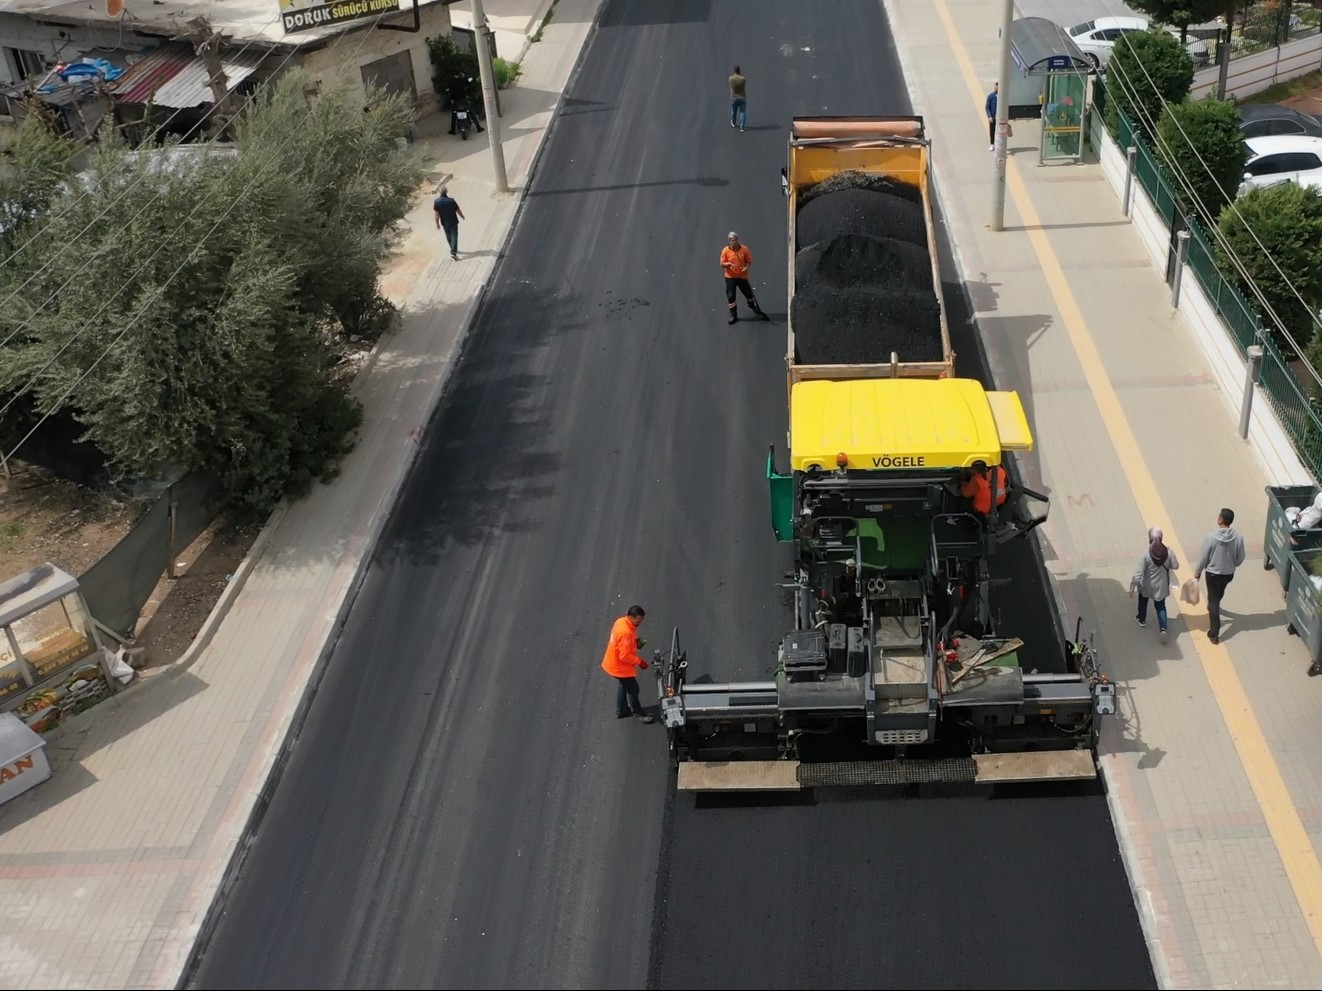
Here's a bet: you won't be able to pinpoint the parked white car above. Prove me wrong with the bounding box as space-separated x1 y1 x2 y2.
1237 135 1322 197
1065 16 1210 70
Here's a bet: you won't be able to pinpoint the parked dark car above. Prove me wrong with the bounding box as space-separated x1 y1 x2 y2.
1239 103 1322 140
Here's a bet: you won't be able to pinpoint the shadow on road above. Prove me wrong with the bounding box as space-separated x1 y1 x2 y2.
377 284 585 565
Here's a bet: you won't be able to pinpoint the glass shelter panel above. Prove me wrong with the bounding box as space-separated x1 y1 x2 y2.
1042 72 1086 162
12 595 97 683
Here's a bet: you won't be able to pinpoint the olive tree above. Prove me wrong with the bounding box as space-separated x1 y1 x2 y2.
0 68 424 513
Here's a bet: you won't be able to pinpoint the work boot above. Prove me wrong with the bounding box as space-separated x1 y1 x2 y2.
616 710 632 719
728 311 738 325
634 711 656 724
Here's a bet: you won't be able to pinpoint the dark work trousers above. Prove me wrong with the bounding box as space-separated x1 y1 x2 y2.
615 676 644 716
725 277 762 317
1205 571 1233 640
441 222 459 258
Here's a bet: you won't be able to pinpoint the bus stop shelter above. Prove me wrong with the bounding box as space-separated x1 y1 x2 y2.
1007 17 1093 163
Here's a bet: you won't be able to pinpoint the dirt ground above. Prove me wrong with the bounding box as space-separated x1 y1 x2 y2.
131 518 259 670
0 463 135 578
0 462 258 671
0 146 440 703
1246 69 1322 111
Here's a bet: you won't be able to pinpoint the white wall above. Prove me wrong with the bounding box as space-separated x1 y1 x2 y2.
298 3 451 116
0 13 160 82
1192 33 1322 100
1093 112 1313 485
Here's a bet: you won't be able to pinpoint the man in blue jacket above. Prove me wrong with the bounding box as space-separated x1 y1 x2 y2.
985 82 998 151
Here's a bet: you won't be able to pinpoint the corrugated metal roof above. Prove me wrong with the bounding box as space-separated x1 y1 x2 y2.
107 43 270 109
152 49 269 109
108 43 193 105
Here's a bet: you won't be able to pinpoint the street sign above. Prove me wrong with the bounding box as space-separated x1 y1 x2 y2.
279 0 400 35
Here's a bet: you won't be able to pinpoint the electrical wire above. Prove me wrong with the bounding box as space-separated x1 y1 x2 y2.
3 10 409 465
0 8 389 414
1106 41 1322 386
0 9 293 348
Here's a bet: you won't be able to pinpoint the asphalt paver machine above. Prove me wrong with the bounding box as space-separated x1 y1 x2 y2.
654 378 1115 792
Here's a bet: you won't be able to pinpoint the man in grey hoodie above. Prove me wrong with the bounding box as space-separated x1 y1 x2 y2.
1194 507 1247 645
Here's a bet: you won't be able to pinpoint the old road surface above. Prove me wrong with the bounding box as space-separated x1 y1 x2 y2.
189 3 1157 990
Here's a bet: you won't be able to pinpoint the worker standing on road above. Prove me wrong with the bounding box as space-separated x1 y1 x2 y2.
721 232 769 325
985 82 998 151
1131 526 1179 644
1193 507 1246 645
959 460 1008 517
601 605 656 723
433 186 465 262
729 65 747 130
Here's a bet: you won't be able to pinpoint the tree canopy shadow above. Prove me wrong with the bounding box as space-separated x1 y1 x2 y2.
373 283 583 567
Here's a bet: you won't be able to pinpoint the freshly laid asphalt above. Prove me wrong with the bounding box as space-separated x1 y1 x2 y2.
190 2 1157 989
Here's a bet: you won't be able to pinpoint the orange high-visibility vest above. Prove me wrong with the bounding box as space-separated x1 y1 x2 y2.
961 466 1009 515
601 616 643 678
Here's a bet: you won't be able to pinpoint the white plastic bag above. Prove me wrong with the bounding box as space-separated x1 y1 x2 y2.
1180 578 1201 606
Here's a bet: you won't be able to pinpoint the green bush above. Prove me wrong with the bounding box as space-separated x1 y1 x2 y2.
1155 97 1247 223
493 57 522 89
1105 29 1195 140
1216 181 1322 356
426 34 479 108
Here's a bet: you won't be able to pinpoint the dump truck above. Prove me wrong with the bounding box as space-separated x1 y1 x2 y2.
782 117 955 395
653 118 1114 793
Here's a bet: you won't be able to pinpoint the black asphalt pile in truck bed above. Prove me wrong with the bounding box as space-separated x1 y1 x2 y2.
793 170 943 366
791 285 944 363
795 233 931 290
797 179 926 248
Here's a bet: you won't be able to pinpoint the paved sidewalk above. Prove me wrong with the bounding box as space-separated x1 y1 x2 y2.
0 3 600 989
887 1 1322 988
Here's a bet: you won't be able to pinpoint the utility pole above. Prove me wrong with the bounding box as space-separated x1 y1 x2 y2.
469 0 508 193
991 0 1014 232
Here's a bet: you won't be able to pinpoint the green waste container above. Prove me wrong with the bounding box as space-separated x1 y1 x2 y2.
1285 548 1322 670
1264 484 1322 591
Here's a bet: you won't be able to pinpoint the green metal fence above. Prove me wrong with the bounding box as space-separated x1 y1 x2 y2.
1093 77 1322 480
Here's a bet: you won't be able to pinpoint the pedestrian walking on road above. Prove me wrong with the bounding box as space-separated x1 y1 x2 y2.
1132 526 1179 644
721 231 769 325
1194 508 1246 645
729 65 747 131
433 186 465 261
985 82 998 151
601 605 656 722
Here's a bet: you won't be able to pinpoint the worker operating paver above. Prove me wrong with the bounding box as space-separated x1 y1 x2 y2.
720 231 769 324
601 605 656 722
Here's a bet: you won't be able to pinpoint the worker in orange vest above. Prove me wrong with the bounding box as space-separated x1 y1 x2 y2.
720 231 769 325
959 460 1009 517
601 604 656 722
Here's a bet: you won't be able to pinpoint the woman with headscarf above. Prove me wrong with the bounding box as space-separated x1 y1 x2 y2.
1132 526 1180 643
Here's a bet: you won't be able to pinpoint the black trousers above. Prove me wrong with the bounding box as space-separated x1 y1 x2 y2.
725 277 760 311
615 676 643 716
988 118 995 145
1206 571 1233 639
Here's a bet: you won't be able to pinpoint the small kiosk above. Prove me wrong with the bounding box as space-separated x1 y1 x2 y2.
0 563 118 739
1007 17 1093 164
